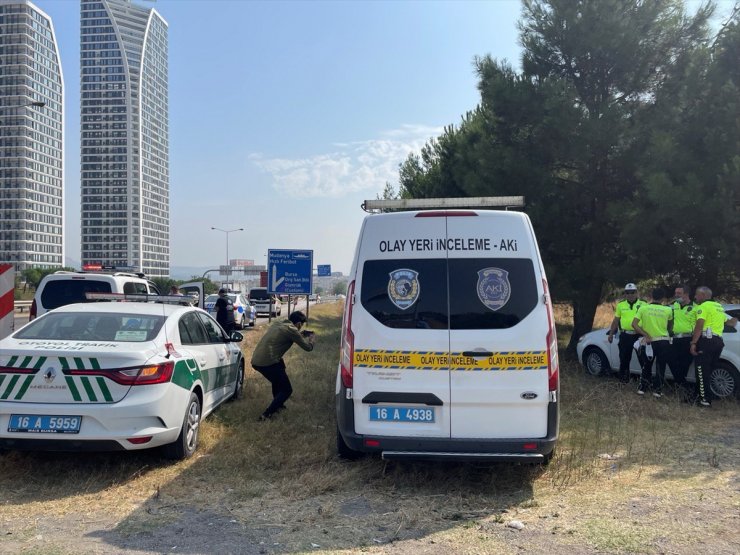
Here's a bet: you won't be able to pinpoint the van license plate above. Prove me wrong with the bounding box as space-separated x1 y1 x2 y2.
369 406 435 423
8 415 81 434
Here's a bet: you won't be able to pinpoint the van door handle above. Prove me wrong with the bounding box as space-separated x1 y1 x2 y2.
463 351 493 357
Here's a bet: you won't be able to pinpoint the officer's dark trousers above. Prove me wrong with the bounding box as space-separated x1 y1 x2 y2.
252 359 293 417
617 332 638 380
694 336 724 403
639 340 671 392
668 337 692 385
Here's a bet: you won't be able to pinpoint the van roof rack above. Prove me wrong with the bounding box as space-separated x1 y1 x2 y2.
85 292 196 306
361 196 525 213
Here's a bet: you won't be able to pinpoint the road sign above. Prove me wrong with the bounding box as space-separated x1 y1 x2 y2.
219 265 231 274
317 264 331 277
267 249 313 294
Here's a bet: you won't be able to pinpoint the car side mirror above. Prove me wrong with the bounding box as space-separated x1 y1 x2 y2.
229 331 244 343
724 324 737 334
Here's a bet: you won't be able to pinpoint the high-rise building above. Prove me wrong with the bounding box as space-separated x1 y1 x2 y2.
0 0 64 271
80 0 169 276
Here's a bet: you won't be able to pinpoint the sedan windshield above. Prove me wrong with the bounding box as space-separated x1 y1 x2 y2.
15 312 166 342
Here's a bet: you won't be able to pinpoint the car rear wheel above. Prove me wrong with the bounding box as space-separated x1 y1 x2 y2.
583 347 610 377
709 362 739 400
163 392 201 460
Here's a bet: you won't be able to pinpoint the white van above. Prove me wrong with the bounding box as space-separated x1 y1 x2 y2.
335 209 559 462
247 287 283 317
31 271 161 320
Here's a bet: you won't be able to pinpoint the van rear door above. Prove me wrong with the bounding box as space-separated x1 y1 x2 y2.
352 214 450 438
447 212 549 439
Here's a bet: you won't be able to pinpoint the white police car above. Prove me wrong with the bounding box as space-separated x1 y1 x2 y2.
0 298 245 459
205 293 256 329
576 304 740 399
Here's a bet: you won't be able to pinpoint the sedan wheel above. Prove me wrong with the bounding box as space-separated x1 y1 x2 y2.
709 362 739 400
583 347 610 377
163 392 201 460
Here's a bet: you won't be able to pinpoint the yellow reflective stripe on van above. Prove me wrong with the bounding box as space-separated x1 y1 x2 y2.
353 350 548 371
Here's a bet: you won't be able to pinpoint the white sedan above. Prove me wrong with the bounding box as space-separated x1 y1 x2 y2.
0 301 245 459
576 304 740 400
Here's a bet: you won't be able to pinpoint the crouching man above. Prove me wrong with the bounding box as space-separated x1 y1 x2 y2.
251 311 315 421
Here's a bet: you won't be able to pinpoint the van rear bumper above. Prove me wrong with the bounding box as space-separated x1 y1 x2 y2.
336 391 558 462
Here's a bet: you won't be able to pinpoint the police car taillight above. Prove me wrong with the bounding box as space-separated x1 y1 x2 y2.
543 278 559 392
70 361 175 386
340 280 355 388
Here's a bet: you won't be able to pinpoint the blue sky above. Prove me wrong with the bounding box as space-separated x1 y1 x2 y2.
36 0 523 275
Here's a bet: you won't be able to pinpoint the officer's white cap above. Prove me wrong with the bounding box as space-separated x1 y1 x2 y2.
624 283 637 291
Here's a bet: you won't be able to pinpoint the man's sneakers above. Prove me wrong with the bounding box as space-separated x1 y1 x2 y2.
699 399 711 407
653 391 662 398
637 384 646 395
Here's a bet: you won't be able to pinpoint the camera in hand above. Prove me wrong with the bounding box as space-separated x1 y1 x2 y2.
301 330 315 338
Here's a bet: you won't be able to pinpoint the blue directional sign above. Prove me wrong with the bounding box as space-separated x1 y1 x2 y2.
317 264 331 277
267 249 313 294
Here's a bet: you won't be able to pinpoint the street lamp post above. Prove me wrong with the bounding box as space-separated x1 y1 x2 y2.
211 227 244 288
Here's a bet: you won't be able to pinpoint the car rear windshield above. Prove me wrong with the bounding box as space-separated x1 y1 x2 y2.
360 258 538 330
40 280 112 310
249 290 270 301
15 312 165 342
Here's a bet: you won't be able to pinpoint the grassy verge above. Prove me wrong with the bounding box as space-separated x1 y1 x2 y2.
0 303 737 554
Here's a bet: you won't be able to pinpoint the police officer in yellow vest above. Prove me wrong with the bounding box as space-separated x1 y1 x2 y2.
632 287 673 397
668 284 696 390
690 286 738 407
607 283 646 383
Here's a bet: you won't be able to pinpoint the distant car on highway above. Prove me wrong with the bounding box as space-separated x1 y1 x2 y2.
576 304 740 399
248 287 282 317
204 293 255 329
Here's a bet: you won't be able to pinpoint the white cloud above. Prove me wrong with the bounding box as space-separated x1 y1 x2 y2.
249 124 443 198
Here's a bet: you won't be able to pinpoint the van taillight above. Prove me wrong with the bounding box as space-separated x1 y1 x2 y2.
543 278 559 392
29 298 36 320
340 280 355 388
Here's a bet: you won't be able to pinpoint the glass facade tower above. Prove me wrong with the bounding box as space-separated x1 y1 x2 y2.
0 0 64 271
80 0 169 276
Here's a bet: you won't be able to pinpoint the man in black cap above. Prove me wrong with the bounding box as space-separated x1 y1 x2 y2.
251 311 315 420
215 288 235 334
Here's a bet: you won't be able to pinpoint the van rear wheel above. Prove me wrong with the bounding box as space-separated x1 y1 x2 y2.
336 425 361 460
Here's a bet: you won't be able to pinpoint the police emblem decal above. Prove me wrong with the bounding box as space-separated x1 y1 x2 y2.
388 269 420 310
477 267 511 311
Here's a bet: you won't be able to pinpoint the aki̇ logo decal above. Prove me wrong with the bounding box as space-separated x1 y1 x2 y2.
388 269 420 310
477 267 511 311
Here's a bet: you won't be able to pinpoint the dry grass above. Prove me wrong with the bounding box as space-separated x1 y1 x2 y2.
0 303 738 554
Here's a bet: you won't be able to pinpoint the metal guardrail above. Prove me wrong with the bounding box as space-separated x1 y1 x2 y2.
14 300 31 312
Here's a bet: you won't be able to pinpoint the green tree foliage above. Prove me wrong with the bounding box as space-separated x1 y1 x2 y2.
398 0 721 354
621 5 740 291
332 280 349 295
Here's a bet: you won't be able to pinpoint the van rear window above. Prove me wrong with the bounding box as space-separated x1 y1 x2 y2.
360 258 538 330
40 280 113 310
360 260 448 329
448 258 538 330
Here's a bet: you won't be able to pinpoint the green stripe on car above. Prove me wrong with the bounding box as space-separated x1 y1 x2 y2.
1 375 20 399
14 376 34 400
65 377 82 402
96 377 113 402
80 377 98 402
32 357 47 370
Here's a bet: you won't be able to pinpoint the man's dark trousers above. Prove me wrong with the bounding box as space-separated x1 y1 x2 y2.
252 359 293 417
694 336 724 403
668 336 692 386
639 340 671 392
617 332 638 381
